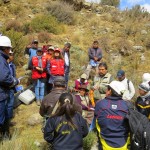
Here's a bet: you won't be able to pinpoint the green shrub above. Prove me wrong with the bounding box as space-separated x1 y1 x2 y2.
46 1 76 25
7 4 23 16
30 15 63 34
83 132 97 150
2 29 27 66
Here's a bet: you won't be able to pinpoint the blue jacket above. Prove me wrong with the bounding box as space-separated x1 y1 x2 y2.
94 96 129 149
0 50 14 101
44 113 88 150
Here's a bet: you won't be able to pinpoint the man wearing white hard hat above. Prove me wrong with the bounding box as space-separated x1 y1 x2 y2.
94 81 130 150
0 36 19 139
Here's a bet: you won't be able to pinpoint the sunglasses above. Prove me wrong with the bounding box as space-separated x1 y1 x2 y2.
9 53 14 56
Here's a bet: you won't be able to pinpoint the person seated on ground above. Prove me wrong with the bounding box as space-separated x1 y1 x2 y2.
142 73 150 83
47 48 65 89
74 73 89 92
85 40 102 79
28 48 47 106
44 92 88 150
94 81 130 150
92 62 113 100
40 76 82 118
117 70 135 101
75 85 94 125
136 82 150 119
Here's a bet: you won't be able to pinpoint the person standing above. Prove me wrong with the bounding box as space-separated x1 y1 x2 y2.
92 62 113 100
29 48 47 106
47 48 65 89
44 92 88 150
95 81 130 150
62 42 71 87
117 70 135 100
136 82 150 119
7 50 17 126
0 36 19 139
85 40 102 79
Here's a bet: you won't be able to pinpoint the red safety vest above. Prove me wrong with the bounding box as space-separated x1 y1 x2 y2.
50 59 65 76
32 56 47 79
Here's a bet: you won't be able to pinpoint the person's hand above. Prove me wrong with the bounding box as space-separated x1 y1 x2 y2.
94 57 98 61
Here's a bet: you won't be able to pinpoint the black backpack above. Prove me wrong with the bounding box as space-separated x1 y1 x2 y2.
126 102 150 150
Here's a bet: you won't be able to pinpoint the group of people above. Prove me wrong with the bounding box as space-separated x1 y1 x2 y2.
0 35 150 150
25 40 71 106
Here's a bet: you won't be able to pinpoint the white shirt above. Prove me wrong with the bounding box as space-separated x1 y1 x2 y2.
120 78 135 100
64 52 69 66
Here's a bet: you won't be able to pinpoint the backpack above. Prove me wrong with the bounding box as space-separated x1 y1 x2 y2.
126 102 150 150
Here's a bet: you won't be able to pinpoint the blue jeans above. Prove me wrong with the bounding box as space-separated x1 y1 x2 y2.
65 66 70 86
6 89 14 119
34 79 45 101
0 100 7 125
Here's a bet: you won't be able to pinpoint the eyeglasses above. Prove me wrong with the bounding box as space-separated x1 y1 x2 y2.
9 53 14 56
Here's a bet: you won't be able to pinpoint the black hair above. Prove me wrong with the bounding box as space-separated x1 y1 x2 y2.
93 40 99 44
98 62 108 70
52 93 77 129
64 42 71 48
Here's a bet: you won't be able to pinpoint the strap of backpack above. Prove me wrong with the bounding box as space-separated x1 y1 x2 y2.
127 79 130 91
51 100 60 115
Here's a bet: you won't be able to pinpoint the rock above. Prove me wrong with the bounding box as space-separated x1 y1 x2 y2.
27 113 43 126
28 15 34 19
141 30 147 35
133 46 143 51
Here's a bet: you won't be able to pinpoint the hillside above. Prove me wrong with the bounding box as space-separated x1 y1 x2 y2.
0 0 150 149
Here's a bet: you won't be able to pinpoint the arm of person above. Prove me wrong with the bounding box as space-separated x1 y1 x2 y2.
44 117 55 143
88 48 94 60
46 60 51 75
79 115 89 138
128 81 135 100
97 48 102 61
0 61 15 87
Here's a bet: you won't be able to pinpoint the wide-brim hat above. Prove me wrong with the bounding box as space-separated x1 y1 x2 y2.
78 85 89 92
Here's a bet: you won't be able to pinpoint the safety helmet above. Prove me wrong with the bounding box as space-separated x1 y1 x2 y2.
0 36 12 48
54 76 66 86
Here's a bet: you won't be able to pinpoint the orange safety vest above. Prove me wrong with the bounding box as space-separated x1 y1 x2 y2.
32 56 47 79
50 59 65 76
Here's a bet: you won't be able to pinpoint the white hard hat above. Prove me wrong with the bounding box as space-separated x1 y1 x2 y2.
0 36 12 48
109 80 126 95
142 73 150 83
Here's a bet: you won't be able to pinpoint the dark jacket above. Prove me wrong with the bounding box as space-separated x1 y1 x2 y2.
0 50 14 101
94 96 129 149
44 113 88 150
136 95 150 119
88 47 102 61
40 88 82 117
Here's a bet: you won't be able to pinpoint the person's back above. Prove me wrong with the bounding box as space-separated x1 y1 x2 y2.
95 81 130 150
44 93 88 150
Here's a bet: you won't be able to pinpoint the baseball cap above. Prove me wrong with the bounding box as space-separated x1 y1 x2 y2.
80 73 87 80
32 40 38 44
117 70 125 77
48 46 55 51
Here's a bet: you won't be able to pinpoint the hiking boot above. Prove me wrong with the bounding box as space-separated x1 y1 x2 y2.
36 101 41 106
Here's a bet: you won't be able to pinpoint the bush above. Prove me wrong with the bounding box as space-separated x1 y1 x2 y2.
30 15 63 34
2 29 27 66
83 132 97 150
38 31 51 44
5 20 22 32
46 1 76 25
